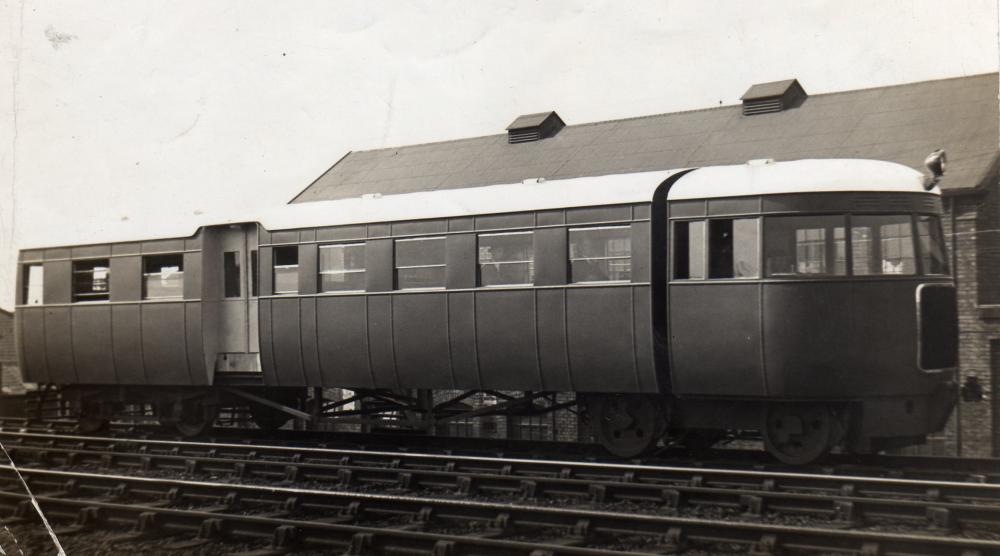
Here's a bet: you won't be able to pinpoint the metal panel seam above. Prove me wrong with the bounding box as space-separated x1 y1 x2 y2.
182 302 193 385
562 288 574 391
445 293 456 388
68 307 78 382
630 288 640 391
389 296 400 389
532 289 545 390
364 296 376 388
473 292 483 388
138 304 147 385
109 307 119 384
298 298 307 385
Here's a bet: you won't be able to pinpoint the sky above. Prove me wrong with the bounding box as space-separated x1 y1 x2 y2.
0 0 997 310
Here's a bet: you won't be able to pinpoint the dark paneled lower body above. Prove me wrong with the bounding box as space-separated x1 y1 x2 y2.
15 302 204 386
259 286 659 393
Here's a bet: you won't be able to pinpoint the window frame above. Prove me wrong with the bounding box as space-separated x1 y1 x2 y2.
477 230 535 287
319 242 367 293
22 263 43 305
762 214 849 279
272 246 300 295
142 253 185 301
567 225 633 284
394 236 447 290
849 213 919 277
71 258 111 303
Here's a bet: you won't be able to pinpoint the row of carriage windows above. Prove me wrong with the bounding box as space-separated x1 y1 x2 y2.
20 214 950 304
273 226 633 294
673 213 950 280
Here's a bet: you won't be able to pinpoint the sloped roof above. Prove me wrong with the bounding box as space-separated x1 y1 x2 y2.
741 79 801 100
292 73 999 203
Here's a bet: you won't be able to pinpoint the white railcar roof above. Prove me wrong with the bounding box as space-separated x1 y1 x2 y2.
22 159 934 250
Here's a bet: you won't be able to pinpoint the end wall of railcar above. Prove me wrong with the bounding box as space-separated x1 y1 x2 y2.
256 204 663 394
15 236 208 386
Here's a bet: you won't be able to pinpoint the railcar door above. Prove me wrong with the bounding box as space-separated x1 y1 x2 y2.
667 206 765 397
202 224 260 379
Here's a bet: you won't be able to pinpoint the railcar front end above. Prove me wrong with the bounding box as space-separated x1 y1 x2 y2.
664 159 958 463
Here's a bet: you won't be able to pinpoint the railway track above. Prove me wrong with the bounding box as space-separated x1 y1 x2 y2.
2 416 999 484
2 429 1000 536
2 466 999 555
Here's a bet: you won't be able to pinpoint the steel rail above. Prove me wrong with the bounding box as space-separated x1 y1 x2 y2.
3 432 1000 532
2 466 999 556
3 416 999 485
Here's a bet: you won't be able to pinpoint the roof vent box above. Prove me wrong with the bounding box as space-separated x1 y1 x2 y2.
740 79 807 116
506 111 566 144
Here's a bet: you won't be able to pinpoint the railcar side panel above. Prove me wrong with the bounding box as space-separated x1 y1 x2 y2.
18 309 48 383
111 305 145 384
367 295 400 388
668 283 764 396
298 297 323 385
447 292 481 389
257 299 279 385
43 260 71 304
43 307 76 383
762 281 930 398
632 287 657 392
316 295 373 388
535 289 572 391
393 294 454 389
141 303 192 385
475 290 541 391
566 287 643 392
184 303 207 381
109 257 141 301
71 305 116 383
270 297 306 385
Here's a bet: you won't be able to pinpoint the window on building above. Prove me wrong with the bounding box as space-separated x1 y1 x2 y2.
250 250 259 297
395 237 446 290
320 243 366 292
852 214 916 276
917 215 950 276
568 226 631 283
143 254 184 300
22 264 43 305
764 215 847 277
478 231 534 286
224 251 241 298
273 247 299 294
708 218 759 279
72 259 111 302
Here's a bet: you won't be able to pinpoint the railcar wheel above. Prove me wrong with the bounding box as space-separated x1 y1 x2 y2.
250 405 291 431
588 394 665 458
172 401 218 438
762 403 835 465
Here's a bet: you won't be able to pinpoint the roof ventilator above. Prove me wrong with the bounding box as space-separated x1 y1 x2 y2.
506 111 565 144
740 79 807 116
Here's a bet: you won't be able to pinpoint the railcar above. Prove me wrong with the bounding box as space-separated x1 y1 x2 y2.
13 156 958 464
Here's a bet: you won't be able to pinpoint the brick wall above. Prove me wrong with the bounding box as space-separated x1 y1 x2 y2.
0 310 25 395
925 190 1000 458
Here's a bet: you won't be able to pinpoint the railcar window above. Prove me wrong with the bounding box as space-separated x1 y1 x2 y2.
568 226 631 283
250 250 259 297
72 259 111 302
395 237 446 290
673 221 705 280
272 247 299 294
320 243 366 292
478 231 534 286
917 215 950 275
852 215 916 275
708 218 759 279
764 216 847 277
224 251 241 298
22 264 43 305
142 254 184 300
